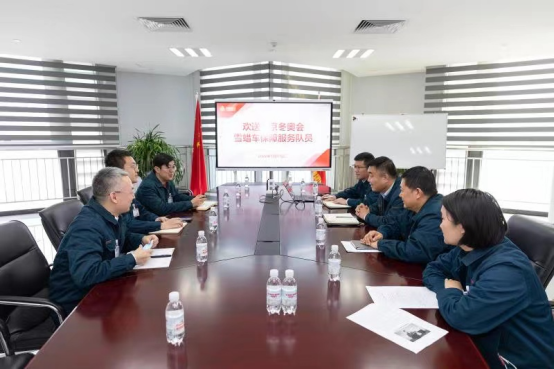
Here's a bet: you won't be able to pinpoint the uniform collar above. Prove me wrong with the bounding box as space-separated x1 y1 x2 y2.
147 171 166 189
88 197 119 226
461 244 499 266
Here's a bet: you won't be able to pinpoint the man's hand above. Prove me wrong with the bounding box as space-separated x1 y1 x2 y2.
322 194 336 201
333 198 348 205
356 204 370 219
445 279 463 291
132 245 153 266
161 218 184 230
361 231 383 245
192 195 206 208
141 235 159 248
155 217 169 222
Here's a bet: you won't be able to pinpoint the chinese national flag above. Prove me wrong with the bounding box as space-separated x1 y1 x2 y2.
312 171 326 185
190 99 207 195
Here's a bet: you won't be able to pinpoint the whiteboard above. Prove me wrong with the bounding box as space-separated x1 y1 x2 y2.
349 114 448 169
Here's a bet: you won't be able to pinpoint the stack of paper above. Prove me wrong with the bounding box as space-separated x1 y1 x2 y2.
341 241 381 253
323 213 359 225
323 201 351 209
134 248 175 270
149 224 186 235
196 200 218 211
347 304 448 354
366 286 439 309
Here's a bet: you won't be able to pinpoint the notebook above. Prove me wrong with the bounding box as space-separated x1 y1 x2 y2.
149 223 186 235
196 201 218 211
323 200 351 209
323 213 360 225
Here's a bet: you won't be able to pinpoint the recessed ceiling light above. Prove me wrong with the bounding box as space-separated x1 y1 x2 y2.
12 39 21 43
199 48 212 57
360 49 374 58
185 48 199 57
346 49 360 58
333 50 345 58
169 47 185 57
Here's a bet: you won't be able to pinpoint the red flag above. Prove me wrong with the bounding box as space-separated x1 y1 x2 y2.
312 171 326 185
190 98 208 195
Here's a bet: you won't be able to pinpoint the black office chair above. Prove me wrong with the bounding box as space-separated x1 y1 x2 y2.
0 351 34 369
77 186 93 205
0 221 64 355
506 215 554 288
39 199 83 251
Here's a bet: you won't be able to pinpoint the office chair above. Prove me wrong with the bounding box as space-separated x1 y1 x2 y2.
39 199 83 251
0 221 65 355
77 186 93 205
0 350 34 369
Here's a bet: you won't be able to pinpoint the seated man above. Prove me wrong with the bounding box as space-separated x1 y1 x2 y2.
361 166 453 263
424 189 554 369
322 152 379 208
355 156 404 227
49 167 158 314
105 149 183 233
136 153 206 215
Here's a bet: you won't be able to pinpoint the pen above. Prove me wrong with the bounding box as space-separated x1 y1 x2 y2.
151 255 172 258
335 215 353 218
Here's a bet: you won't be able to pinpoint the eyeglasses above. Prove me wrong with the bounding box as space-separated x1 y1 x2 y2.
113 190 135 196
164 165 177 171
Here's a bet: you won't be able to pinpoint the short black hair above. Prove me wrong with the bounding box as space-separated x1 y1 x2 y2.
368 156 397 178
353 152 375 168
442 189 506 249
401 166 437 197
104 149 132 169
152 153 175 169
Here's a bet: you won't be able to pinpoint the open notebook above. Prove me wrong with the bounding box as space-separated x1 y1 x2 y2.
323 213 360 225
323 200 351 209
149 223 186 235
197 201 218 211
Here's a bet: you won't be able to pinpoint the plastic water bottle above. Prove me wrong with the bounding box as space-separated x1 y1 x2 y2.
282 269 297 315
328 245 341 281
223 190 230 209
314 196 323 216
166 291 185 346
312 181 319 197
235 183 241 199
316 217 327 248
300 179 306 195
245 175 250 190
266 269 281 315
196 230 208 263
208 207 218 232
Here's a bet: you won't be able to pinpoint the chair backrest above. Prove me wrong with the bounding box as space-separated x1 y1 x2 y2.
506 215 554 288
39 199 83 251
77 186 93 205
0 221 50 321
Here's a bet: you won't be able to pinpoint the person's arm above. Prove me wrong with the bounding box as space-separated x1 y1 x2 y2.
377 213 451 263
126 218 161 235
173 190 194 203
136 182 192 215
423 248 460 292
435 264 529 335
66 228 136 289
335 186 357 200
364 196 405 227
377 209 410 240
136 201 160 222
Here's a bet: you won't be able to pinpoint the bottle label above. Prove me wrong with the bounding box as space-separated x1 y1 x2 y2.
316 229 326 241
267 286 281 306
209 216 218 228
314 204 323 214
328 259 341 275
166 312 185 336
197 243 208 257
282 286 297 306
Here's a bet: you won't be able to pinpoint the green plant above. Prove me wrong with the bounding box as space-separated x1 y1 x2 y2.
127 125 184 184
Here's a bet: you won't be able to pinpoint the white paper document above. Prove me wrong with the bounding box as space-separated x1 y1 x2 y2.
197 200 218 211
366 286 439 309
341 241 381 253
134 248 175 270
149 224 186 235
323 213 359 225
323 200 351 209
347 304 448 354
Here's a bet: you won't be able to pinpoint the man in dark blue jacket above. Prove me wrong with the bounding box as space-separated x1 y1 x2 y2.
424 189 554 369
49 167 158 314
355 156 404 227
361 166 453 263
136 153 206 216
105 149 184 234
322 152 379 208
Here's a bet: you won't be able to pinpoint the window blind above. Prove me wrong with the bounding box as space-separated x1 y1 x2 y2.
425 58 554 148
200 61 341 147
0 56 119 148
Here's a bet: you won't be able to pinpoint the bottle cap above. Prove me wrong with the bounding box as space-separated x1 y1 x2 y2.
331 245 339 253
285 269 294 278
270 269 278 278
169 291 180 302
198 230 205 237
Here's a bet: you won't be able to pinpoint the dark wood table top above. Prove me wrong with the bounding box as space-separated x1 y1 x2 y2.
28 185 487 369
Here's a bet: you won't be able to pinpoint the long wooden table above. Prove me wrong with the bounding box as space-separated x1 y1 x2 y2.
27 184 487 369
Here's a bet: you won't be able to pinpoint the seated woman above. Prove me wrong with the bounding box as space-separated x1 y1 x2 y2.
423 189 554 369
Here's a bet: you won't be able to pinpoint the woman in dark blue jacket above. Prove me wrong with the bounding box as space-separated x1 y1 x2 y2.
423 189 554 369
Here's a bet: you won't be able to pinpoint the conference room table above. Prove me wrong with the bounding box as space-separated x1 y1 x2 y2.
27 184 487 369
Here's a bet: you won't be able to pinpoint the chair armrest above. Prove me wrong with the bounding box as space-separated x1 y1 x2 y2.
0 318 13 356
0 296 65 325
